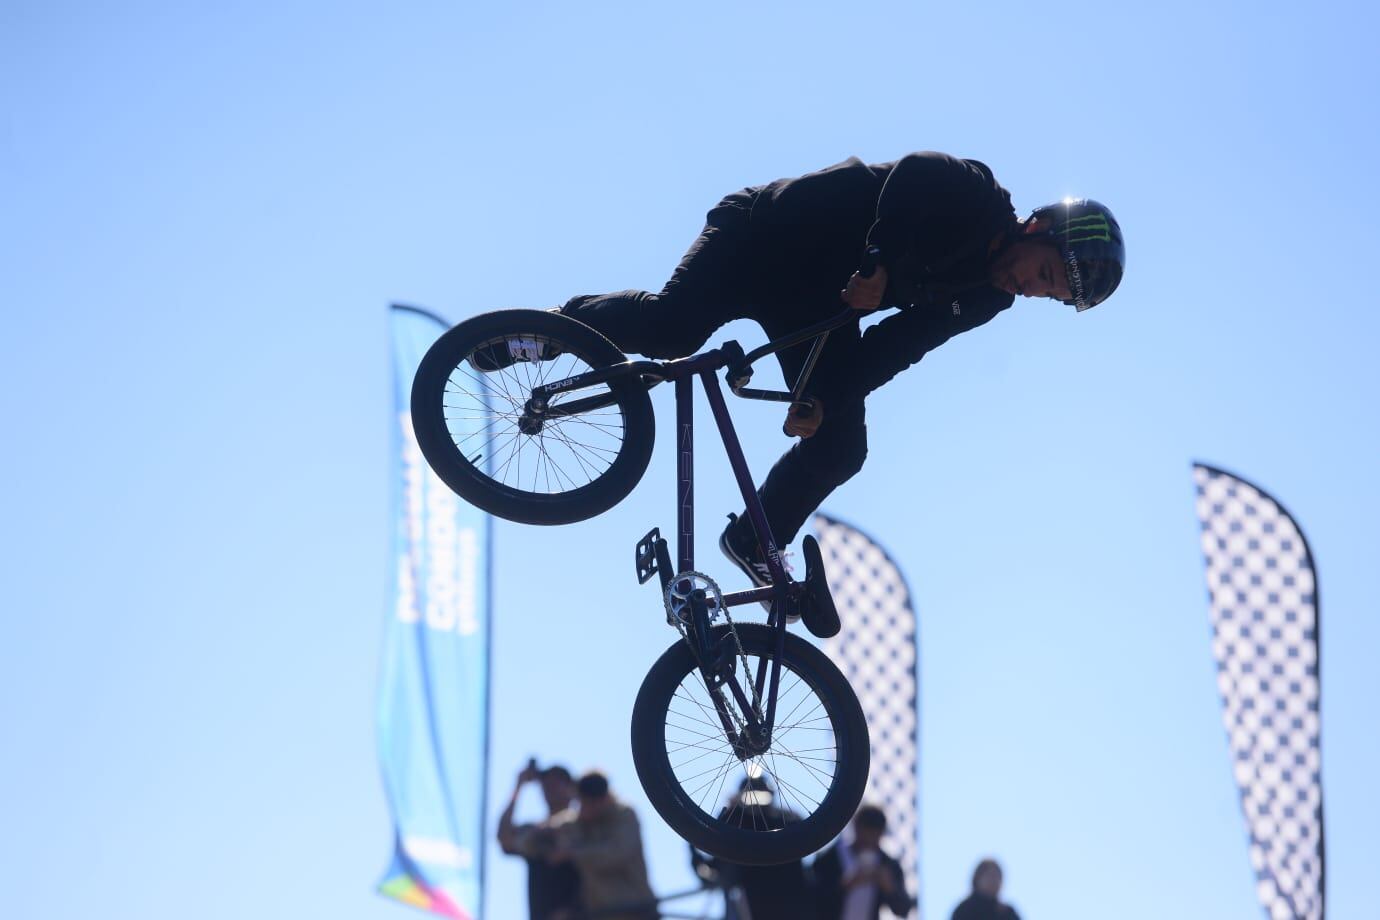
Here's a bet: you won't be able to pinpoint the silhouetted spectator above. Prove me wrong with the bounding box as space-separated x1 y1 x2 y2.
814 804 913 919
549 771 657 920
690 776 812 920
497 761 582 920
950 859 1019 920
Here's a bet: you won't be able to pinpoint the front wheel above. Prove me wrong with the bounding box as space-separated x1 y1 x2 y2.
410 309 655 525
630 624 870 865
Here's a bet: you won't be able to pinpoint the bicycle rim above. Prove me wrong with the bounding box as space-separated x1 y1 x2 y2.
666 644 843 831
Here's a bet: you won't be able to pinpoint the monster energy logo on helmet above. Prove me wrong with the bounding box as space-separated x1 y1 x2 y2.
1061 213 1114 245
1033 198 1126 312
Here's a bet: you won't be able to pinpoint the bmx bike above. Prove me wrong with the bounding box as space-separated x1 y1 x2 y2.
410 253 884 865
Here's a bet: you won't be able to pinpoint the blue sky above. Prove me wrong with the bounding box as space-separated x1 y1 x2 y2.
2 1 1377 918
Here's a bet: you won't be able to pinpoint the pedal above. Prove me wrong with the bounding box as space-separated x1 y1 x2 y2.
799 535 841 639
635 528 661 584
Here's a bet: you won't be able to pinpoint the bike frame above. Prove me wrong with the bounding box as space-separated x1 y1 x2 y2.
527 306 863 757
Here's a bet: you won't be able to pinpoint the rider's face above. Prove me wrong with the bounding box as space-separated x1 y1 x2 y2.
990 236 1072 302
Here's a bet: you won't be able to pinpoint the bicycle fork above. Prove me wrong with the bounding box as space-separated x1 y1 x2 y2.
635 528 782 761
683 586 782 761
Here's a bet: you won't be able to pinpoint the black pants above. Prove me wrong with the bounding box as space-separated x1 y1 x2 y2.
559 191 867 547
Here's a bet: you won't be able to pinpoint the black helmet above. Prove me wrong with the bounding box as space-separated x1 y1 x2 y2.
1029 198 1125 311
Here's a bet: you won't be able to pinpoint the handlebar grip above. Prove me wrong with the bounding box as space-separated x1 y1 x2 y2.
858 246 881 279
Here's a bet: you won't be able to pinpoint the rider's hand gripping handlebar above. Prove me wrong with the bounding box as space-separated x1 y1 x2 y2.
726 246 882 403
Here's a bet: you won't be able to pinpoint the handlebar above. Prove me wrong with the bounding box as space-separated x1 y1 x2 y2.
727 246 883 406
534 249 886 421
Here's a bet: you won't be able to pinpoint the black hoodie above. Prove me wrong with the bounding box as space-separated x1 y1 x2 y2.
747 151 1018 398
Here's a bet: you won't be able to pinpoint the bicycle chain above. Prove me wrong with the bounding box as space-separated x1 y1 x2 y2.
664 572 764 728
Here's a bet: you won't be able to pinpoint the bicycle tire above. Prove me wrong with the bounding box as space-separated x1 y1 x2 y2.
411 309 655 525
631 624 870 865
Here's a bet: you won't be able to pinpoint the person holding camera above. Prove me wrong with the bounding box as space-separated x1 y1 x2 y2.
546 771 657 920
497 760 582 920
813 804 914 920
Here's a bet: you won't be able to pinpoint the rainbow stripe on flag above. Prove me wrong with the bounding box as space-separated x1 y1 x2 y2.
379 844 472 920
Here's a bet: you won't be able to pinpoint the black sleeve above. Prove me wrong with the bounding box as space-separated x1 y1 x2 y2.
865 152 957 265
866 153 1003 276
840 288 1012 398
882 856 914 917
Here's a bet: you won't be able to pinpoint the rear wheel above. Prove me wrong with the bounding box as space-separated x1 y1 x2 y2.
411 309 655 525
631 624 870 865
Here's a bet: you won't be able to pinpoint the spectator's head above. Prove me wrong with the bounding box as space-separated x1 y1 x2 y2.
539 765 576 813
736 775 773 807
972 859 1003 898
851 803 887 851
576 770 613 820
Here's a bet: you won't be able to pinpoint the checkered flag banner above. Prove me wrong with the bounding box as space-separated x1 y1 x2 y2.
1192 464 1324 920
813 512 920 917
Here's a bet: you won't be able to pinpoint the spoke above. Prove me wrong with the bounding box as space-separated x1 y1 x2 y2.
448 372 518 413
668 695 737 738
771 751 838 766
540 427 621 459
534 437 580 492
443 380 513 411
672 690 732 729
774 711 832 743
687 751 738 807
536 349 576 392
773 682 816 732
668 737 733 757
533 432 548 493
673 683 741 744
666 719 732 746
765 748 811 816
671 744 726 772
442 412 516 422
703 751 741 818
772 745 837 790
676 754 747 787
486 364 529 415
553 413 627 435
543 424 605 483
668 705 727 733
447 417 504 449
491 429 527 485
456 365 525 413
518 349 540 407
766 747 827 808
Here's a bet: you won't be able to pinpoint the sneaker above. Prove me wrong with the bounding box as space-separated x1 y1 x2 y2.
468 336 564 372
718 514 798 619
